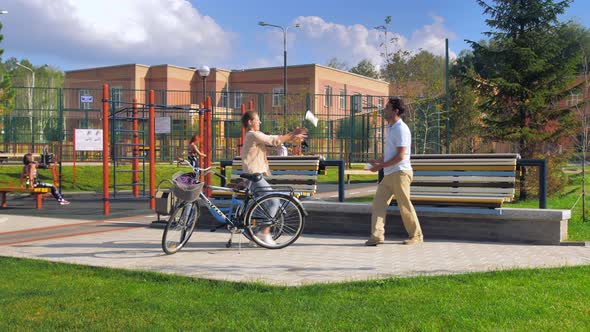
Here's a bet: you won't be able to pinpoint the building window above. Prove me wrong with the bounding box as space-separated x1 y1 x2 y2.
79 89 91 110
324 86 332 107
110 86 122 109
378 98 384 110
233 90 243 108
272 87 284 107
366 95 373 109
220 89 228 108
339 89 346 109
351 93 361 113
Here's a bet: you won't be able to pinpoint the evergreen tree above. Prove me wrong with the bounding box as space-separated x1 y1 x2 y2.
467 0 580 158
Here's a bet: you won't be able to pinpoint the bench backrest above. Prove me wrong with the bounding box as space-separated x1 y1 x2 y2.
230 156 322 197
405 153 520 209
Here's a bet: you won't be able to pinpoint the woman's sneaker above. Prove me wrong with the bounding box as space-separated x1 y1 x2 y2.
260 233 277 246
59 199 70 205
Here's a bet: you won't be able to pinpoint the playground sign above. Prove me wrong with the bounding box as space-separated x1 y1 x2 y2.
80 95 93 103
155 116 171 134
75 129 103 151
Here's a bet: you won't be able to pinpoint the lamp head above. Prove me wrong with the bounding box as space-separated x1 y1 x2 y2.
258 21 267 26
0 10 7 14
294 24 301 28
197 65 210 78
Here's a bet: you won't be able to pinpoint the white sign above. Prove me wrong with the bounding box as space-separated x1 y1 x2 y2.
80 95 93 103
155 117 171 134
75 129 103 151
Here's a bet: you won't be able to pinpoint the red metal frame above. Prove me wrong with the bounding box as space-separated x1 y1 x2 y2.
102 84 110 215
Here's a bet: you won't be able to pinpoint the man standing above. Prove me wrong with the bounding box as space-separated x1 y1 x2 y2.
365 97 423 246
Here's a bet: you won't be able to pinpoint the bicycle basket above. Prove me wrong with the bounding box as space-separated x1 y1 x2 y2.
171 172 204 202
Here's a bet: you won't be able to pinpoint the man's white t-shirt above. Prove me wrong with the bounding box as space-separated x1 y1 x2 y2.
383 118 412 175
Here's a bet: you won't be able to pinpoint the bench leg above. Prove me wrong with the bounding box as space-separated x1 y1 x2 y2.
1 192 6 208
36 193 43 209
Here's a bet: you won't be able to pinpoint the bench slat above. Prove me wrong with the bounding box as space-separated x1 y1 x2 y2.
413 165 516 171
413 159 518 164
232 170 319 176
230 174 318 181
414 170 516 177
0 187 51 193
411 186 515 195
413 176 515 183
411 153 520 159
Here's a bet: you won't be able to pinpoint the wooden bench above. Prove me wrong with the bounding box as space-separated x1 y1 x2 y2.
0 187 52 209
212 156 322 201
0 153 41 164
389 153 521 214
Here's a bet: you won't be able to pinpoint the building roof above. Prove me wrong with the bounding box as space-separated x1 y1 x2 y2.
65 63 388 84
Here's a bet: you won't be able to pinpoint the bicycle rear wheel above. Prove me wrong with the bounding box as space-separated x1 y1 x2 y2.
162 201 199 254
245 194 305 249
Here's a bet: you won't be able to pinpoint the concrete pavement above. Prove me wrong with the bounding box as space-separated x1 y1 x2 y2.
1 212 590 286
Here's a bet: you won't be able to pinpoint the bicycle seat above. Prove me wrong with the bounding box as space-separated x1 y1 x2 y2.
240 173 263 182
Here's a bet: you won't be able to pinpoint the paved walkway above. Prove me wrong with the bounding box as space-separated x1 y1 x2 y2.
1 214 589 286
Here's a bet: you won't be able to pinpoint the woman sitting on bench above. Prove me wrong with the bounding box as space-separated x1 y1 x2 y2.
22 153 69 205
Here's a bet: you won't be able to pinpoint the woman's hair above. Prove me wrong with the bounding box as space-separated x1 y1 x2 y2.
23 153 34 165
388 97 406 115
189 134 199 144
241 110 258 129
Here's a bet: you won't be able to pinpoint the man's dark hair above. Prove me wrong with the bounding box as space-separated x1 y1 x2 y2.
388 97 406 115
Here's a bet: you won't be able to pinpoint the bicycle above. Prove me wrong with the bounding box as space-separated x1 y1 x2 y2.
161 160 307 255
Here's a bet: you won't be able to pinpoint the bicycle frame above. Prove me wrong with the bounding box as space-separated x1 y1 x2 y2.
198 186 251 227
177 160 252 229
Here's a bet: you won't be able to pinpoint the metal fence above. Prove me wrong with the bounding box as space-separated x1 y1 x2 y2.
0 86 488 164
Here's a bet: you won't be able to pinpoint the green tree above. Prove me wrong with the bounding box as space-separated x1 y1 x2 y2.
449 50 483 153
349 59 380 79
467 0 581 199
381 50 445 98
0 21 14 117
0 21 15 144
325 57 348 71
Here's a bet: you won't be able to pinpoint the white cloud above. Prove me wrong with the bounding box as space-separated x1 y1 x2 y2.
257 15 456 69
2 0 233 69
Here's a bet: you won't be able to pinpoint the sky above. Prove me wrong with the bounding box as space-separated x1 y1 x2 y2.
1 0 589 72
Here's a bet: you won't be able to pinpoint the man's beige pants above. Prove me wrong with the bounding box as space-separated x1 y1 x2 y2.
370 170 422 241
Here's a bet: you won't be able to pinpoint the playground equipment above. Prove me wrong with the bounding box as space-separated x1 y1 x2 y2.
101 84 213 215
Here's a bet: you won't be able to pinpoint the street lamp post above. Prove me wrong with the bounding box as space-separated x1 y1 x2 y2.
198 65 210 104
0 11 7 144
258 21 300 119
16 62 35 152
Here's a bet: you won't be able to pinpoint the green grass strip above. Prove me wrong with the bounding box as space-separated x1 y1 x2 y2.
1 257 589 331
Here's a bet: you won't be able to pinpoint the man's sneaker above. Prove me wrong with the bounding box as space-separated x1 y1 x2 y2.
59 199 70 205
403 236 423 245
365 238 385 246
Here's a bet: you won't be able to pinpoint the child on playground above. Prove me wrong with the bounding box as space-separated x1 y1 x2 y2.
22 153 69 205
187 134 206 168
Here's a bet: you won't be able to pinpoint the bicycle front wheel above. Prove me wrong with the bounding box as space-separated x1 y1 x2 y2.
162 201 199 255
245 194 305 249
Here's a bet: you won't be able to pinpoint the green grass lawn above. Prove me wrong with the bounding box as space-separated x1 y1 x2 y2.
1 257 589 330
0 163 225 192
0 162 375 192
